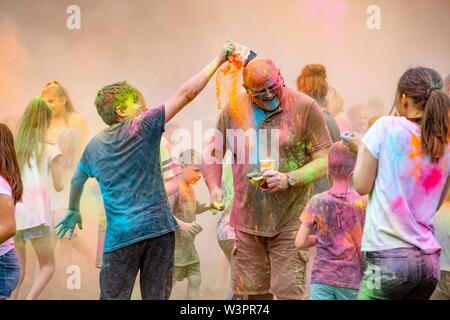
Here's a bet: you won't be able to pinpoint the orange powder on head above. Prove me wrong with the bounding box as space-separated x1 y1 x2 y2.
216 53 248 128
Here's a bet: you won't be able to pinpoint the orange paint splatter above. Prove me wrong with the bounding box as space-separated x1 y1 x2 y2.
216 54 248 128
409 134 423 159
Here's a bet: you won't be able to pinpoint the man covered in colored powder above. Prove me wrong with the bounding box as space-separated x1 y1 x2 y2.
203 57 332 299
54 42 235 300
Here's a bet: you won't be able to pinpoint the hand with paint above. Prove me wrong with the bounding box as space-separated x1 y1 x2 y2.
227 43 257 67
217 40 236 65
209 188 225 211
55 209 83 240
262 170 289 193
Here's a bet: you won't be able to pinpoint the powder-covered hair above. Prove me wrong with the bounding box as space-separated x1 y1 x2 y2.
95 81 141 126
328 141 357 180
15 97 53 171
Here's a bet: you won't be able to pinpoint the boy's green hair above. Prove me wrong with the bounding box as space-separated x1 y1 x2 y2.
95 81 141 125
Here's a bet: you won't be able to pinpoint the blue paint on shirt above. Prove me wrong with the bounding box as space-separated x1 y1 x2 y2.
78 105 177 253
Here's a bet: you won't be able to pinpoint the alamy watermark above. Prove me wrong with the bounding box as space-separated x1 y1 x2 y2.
66 5 81 30
367 5 381 30
168 121 280 165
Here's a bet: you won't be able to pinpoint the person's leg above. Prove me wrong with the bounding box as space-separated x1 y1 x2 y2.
139 232 175 300
219 239 234 264
187 276 201 299
358 248 416 300
334 286 359 300
310 284 336 300
27 236 55 299
185 262 201 300
10 237 26 299
268 229 308 300
0 249 21 300
304 247 316 299
232 230 272 299
171 265 188 298
218 239 235 299
99 242 141 300
405 252 440 300
430 270 450 300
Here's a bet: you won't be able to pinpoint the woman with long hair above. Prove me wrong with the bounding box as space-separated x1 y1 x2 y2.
41 80 88 146
11 97 63 299
0 124 23 299
41 81 96 286
297 64 341 195
352 67 450 299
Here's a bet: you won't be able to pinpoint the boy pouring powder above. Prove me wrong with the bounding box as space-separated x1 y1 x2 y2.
55 42 234 300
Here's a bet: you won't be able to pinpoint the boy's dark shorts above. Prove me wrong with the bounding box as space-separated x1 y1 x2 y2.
100 231 175 300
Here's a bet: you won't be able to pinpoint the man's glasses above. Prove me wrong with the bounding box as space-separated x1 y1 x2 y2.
245 77 284 98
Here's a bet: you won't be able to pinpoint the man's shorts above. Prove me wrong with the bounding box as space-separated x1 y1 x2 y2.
232 229 309 299
173 261 201 282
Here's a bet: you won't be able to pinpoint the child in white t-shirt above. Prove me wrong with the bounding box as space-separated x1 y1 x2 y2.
352 67 450 300
11 97 64 300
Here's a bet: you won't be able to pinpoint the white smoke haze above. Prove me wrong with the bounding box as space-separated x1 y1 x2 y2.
0 0 448 299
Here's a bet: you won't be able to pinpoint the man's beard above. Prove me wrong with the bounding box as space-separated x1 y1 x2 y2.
255 95 281 111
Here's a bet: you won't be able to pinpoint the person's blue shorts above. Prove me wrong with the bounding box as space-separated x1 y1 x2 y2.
311 283 358 300
0 249 20 299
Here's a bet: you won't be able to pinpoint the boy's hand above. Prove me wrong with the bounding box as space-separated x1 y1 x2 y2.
218 41 235 64
210 203 220 215
178 221 202 238
55 209 83 240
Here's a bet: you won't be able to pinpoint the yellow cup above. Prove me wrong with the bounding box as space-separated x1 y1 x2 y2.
259 159 275 172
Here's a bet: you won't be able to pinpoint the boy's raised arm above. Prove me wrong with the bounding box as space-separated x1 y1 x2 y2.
164 41 234 123
55 166 89 239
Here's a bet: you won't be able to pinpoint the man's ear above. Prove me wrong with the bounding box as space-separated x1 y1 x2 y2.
115 105 126 118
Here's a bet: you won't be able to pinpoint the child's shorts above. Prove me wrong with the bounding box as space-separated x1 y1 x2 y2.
15 224 52 241
311 283 358 300
0 249 20 299
173 261 201 282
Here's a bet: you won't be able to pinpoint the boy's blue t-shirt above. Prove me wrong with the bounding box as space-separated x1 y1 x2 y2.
78 105 178 253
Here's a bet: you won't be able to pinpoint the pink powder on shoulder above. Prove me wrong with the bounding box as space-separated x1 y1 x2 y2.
422 167 443 193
